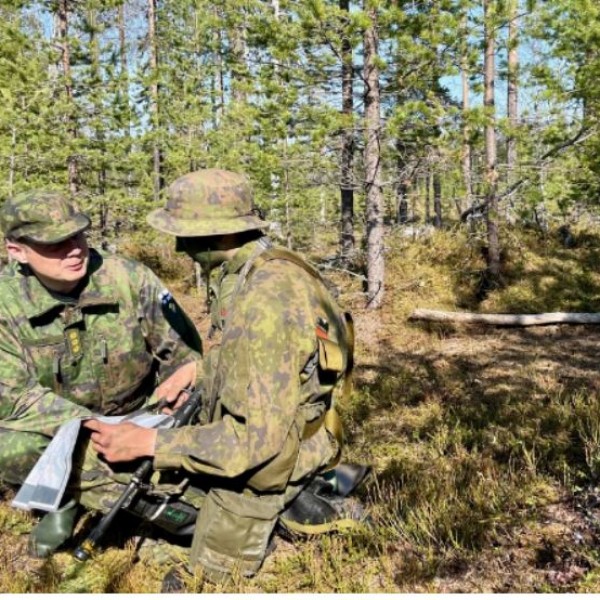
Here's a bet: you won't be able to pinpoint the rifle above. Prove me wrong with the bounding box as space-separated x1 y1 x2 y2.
73 387 202 561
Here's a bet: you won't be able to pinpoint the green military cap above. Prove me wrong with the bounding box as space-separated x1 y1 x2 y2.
0 190 90 244
147 169 267 237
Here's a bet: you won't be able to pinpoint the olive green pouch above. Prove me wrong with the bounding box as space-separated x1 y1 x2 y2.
189 488 282 579
317 338 344 373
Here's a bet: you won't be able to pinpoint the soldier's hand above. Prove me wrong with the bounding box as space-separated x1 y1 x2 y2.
83 419 157 463
155 361 197 414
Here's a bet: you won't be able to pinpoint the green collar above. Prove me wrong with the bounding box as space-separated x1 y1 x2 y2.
17 250 118 320
223 239 265 276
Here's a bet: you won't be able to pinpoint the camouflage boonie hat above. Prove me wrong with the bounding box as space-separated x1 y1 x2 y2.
0 190 90 244
147 169 267 237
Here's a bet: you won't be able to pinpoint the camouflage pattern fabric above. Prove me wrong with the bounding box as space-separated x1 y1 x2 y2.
147 169 267 237
0 249 202 485
71 432 206 515
13 412 174 512
0 190 90 244
152 238 350 576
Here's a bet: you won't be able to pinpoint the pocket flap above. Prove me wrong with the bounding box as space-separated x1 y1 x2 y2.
318 338 344 372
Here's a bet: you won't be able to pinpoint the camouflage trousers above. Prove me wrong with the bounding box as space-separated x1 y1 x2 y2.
74 437 299 580
0 423 336 579
0 429 49 485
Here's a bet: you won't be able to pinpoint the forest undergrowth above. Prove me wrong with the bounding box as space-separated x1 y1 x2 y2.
3 224 600 592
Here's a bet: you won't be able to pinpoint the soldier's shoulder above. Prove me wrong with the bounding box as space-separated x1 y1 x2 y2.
86 251 157 302
94 251 153 280
0 263 27 318
251 249 317 289
240 257 315 315
0 261 22 293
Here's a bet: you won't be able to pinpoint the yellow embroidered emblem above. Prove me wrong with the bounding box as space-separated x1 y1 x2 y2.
66 328 82 361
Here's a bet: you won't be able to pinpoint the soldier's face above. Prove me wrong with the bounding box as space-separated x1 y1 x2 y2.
6 233 89 293
176 235 239 271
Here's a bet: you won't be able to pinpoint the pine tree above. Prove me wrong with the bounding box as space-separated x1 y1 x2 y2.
363 0 384 309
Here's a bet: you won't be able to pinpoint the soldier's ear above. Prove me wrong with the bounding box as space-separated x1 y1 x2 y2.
6 239 28 264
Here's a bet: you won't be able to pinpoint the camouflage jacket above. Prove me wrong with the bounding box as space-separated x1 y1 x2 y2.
154 239 350 487
0 249 202 437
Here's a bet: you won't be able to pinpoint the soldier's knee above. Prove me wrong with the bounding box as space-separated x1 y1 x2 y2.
0 432 49 485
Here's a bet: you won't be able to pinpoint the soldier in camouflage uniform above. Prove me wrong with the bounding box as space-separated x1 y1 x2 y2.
0 190 203 556
85 169 359 583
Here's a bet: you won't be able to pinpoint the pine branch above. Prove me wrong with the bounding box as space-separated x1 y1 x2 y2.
460 125 595 222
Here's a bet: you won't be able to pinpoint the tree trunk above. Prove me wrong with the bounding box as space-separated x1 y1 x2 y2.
409 309 600 327
433 170 442 228
89 9 106 197
118 2 133 199
396 180 409 224
364 3 384 309
8 124 17 195
211 6 225 121
461 11 473 210
148 0 161 202
506 0 519 187
339 0 355 265
284 135 292 249
57 0 78 196
88 9 109 241
484 0 501 284
231 7 247 105
118 3 131 136
396 144 409 224
425 173 431 223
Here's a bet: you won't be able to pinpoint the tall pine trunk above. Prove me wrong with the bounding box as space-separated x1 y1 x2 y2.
8 126 16 195
506 0 518 186
339 0 355 265
231 8 247 105
58 0 78 196
433 170 442 228
484 0 501 284
396 177 409 224
148 0 161 201
364 3 384 309
118 2 134 200
118 3 131 138
396 141 409 224
89 9 106 198
461 11 473 210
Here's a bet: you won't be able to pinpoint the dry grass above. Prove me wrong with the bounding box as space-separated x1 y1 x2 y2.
4 223 600 591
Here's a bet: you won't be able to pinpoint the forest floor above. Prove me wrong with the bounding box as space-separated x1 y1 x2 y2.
349 319 600 593
3 225 600 592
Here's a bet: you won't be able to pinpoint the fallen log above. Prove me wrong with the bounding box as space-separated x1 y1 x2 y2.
409 309 600 327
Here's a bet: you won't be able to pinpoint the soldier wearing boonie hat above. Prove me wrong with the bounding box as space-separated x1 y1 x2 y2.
147 169 265 237
0 190 203 560
86 169 369 589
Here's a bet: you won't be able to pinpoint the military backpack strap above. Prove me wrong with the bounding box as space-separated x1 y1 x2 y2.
243 248 353 470
322 311 354 469
243 247 322 281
